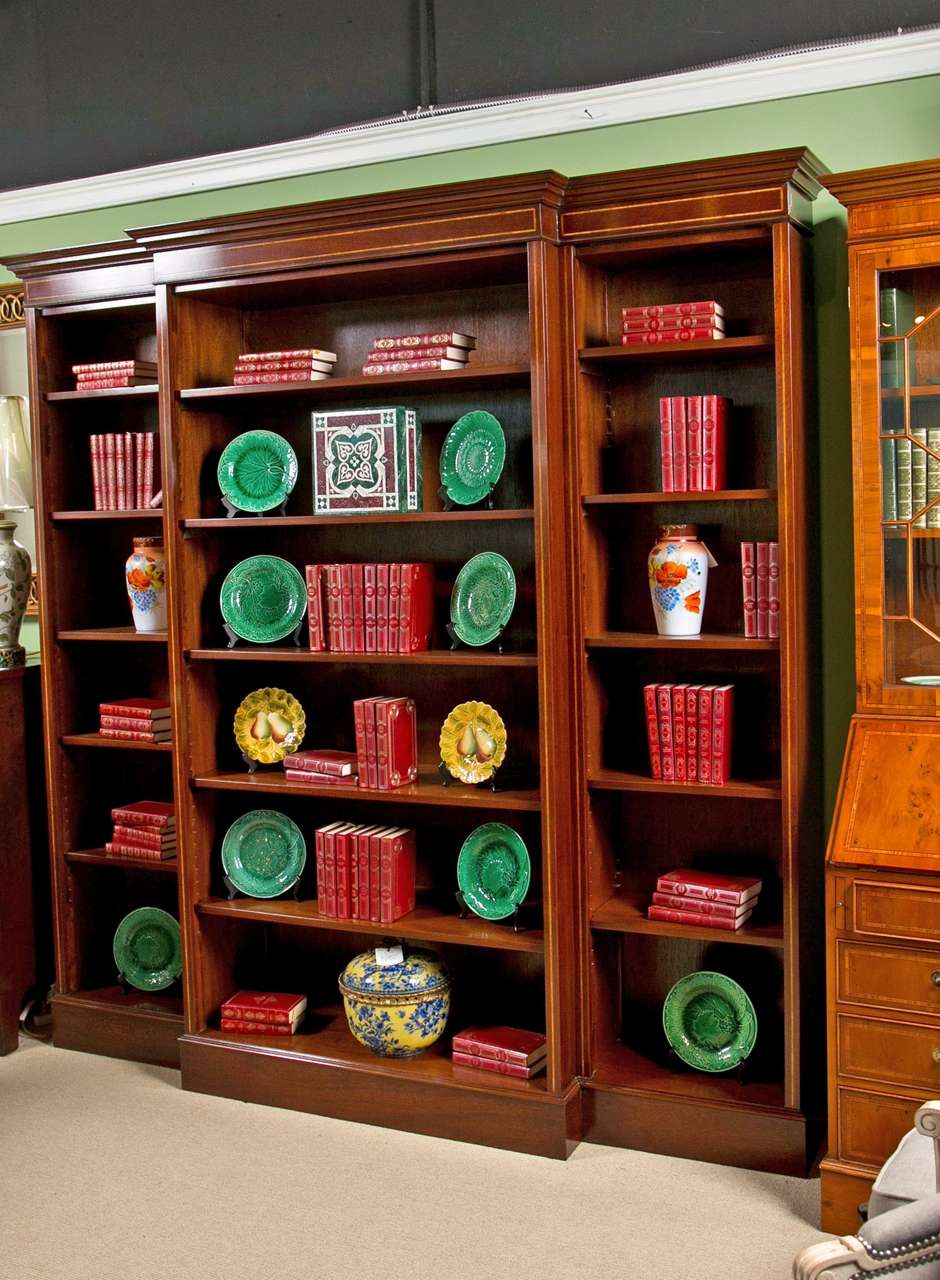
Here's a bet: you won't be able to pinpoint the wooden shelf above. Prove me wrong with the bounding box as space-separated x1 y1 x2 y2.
583 489 775 506
590 1041 786 1111
590 896 784 948
47 385 158 401
61 732 173 752
586 631 778 652
55 984 182 1017
182 508 534 530
587 768 781 801
64 848 178 874
51 509 163 522
882 385 940 398
197 895 544 952
179 362 530 403
192 769 541 811
579 335 774 363
56 626 167 643
187 647 537 667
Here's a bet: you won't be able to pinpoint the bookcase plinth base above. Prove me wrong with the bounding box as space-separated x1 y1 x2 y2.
52 990 183 1070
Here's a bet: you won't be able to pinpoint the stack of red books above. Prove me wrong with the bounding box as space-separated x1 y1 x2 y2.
621 302 724 344
451 1026 547 1079
73 359 157 391
306 563 434 653
89 432 160 510
362 330 475 376
315 822 416 922
741 541 780 639
647 868 763 931
658 396 729 492
353 696 418 790
283 749 358 787
643 683 734 786
232 347 336 385
106 799 175 861
99 697 171 744
220 991 307 1036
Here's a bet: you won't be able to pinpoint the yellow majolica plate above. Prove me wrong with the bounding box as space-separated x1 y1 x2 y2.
234 687 306 765
439 700 507 784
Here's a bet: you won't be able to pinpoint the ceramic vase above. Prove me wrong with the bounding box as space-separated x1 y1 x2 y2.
0 521 31 668
338 948 451 1058
648 524 715 638
125 537 167 633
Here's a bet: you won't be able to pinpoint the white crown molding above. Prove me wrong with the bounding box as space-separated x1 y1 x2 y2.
1 29 939 226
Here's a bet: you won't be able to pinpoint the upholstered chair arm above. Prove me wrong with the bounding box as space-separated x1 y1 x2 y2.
794 1194 940 1280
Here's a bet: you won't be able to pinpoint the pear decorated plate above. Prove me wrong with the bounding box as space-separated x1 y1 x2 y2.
449 552 516 646
112 907 182 992
457 823 530 920
439 411 506 506
221 809 307 898
217 430 298 513
439 700 507 784
662 971 757 1073
233 687 306 765
220 555 307 644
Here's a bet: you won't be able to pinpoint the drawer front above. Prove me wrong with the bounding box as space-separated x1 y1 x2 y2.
852 879 940 944
838 1086 920 1167
839 1013 940 1091
837 940 940 1015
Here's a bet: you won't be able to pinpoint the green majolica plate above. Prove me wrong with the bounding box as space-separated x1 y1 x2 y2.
439 411 506 506
449 552 516 646
662 971 757 1073
220 555 307 644
217 430 298 514
457 822 530 920
221 809 307 898
112 907 182 992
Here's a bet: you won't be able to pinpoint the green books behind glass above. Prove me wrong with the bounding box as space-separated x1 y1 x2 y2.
880 287 915 390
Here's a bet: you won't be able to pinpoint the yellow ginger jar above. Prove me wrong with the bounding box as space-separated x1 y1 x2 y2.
338 947 450 1058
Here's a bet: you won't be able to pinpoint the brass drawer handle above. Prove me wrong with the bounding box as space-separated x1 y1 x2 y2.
934 1049 940 1064
932 972 940 988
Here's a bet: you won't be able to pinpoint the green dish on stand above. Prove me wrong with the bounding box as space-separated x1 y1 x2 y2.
457 822 530 920
662 971 757 1073
112 907 182 992
220 555 307 644
439 411 506 506
217 430 298 514
221 809 307 898
449 552 516 646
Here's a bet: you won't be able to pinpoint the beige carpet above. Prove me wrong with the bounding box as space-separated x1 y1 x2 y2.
0 1037 823 1280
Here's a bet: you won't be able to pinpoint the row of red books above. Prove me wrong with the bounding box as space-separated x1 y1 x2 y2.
232 347 337 386
353 696 418 790
72 358 157 391
452 1026 547 1079
741 542 780 640
105 799 175 861
644 683 734 785
316 822 416 922
98 697 171 744
89 432 160 511
283 749 358 787
646 868 763 931
305 563 434 654
220 990 306 1036
658 396 728 492
621 301 724 345
362 329 475 376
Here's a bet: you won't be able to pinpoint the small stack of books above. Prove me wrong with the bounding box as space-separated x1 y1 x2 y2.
451 1026 547 1079
99 697 171 744
646 868 763 931
644 683 734 786
353 696 418 790
220 991 307 1036
315 822 416 922
882 430 940 528
106 799 175 861
283 749 358 787
659 395 729 492
362 330 475 376
232 347 337 385
306 562 434 653
73 359 157 390
740 541 780 639
621 302 724 345
89 432 160 510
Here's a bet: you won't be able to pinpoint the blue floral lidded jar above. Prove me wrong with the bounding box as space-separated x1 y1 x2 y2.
338 948 451 1058
648 523 716 638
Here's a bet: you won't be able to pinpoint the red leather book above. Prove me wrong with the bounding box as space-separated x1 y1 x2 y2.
622 314 724 332
362 359 466 375
114 434 126 510
451 1051 543 1078
110 800 174 830
756 541 771 639
284 770 357 787
144 432 155 506
365 346 469 363
670 397 688 491
701 395 728 490
656 684 675 782
323 823 343 917
372 331 475 350
388 564 402 653
451 1026 547 1066
283 750 357 777
374 697 393 790
235 358 335 373
133 432 145 509
741 542 757 638
112 824 175 849
622 328 723 345
671 684 688 783
696 687 714 785
363 562 378 652
336 826 352 918
375 696 417 789
326 564 344 652
643 683 661 780
233 371 331 384
75 376 156 389
399 563 434 653
353 699 369 786
239 347 338 362
104 433 116 510
768 541 780 640
684 684 702 783
363 697 379 789
220 1019 294 1036
340 564 355 652
124 432 135 509
651 892 753 919
621 302 723 320
101 713 171 730
711 685 734 787
105 843 173 860
686 395 703 491
376 563 390 654
658 398 674 493
221 992 307 1023
305 564 326 651
314 826 328 911
89 435 102 510
368 827 383 922
350 563 365 653
356 826 372 920
100 727 171 742
346 824 377 921
73 359 158 374
647 905 753 930
380 827 416 923
656 868 762 905
99 698 170 719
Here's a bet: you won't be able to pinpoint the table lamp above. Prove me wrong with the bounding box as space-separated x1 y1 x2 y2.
0 396 33 667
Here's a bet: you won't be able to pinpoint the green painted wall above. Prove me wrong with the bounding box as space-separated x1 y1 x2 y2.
2 73 940 815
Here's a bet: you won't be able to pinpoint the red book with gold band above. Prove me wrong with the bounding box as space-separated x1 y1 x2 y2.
363 698 379 789
220 1019 294 1035
284 770 358 786
651 892 751 919
756 541 771 638
111 824 175 849
696 687 714 785
621 302 723 320
622 313 725 332
672 683 688 783
283 750 357 777
233 370 331 384
110 800 174 830
658 397 675 493
101 713 171 731
686 395 703 491
356 826 372 921
340 563 355 652
376 563 390 653
365 346 469 363
221 991 307 1024
372 331 475 350
656 684 675 782
239 347 337 362
100 727 170 742
73 359 158 374
380 827 416 923
375 696 418 789
656 868 762 905
398 563 435 653
105 843 173 861
362 358 466 374
622 327 723 345
451 1026 547 1066
670 396 688 491
325 564 343 652
99 698 170 719
336 827 352 918
643 683 661 780
711 685 734 786
235 358 335 373
350 563 365 653
368 828 386 922
305 564 326 651
684 684 702 783
646 906 753 930
702 395 729 490
76 376 156 389
388 564 402 653
364 562 378 652
353 699 368 786
768 541 780 639
741 542 757 638
451 1051 544 1078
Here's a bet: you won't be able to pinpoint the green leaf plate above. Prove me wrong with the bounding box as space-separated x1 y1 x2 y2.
449 552 516 646
221 808 307 898
217 430 298 513
112 907 182 992
439 411 506 506
220 555 307 644
662 971 757 1073
456 822 530 920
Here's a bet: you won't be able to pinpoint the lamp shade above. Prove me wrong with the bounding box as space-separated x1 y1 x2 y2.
0 396 32 510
